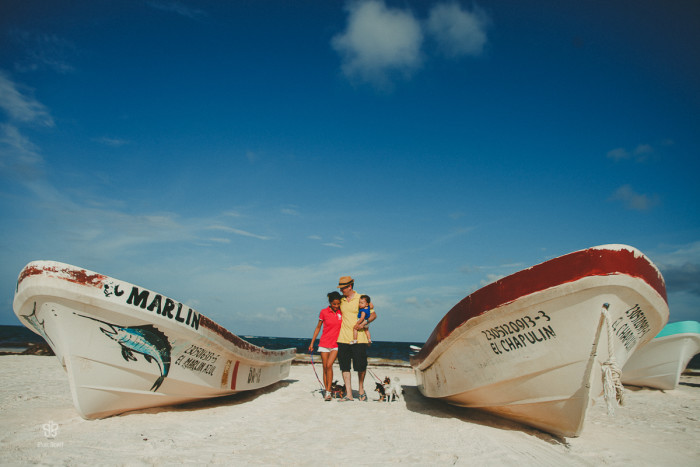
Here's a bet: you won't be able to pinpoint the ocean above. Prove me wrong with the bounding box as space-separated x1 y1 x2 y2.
0 325 423 363
5 324 698 368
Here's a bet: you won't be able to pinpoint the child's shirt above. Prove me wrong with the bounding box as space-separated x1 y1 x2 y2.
358 306 371 321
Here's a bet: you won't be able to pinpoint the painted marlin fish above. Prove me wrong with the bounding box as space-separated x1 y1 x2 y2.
21 302 55 348
76 314 171 391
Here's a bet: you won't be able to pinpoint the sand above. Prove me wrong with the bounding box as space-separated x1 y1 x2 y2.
1 355 699 466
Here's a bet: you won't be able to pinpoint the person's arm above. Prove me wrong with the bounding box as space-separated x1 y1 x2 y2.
353 317 364 330
309 320 323 352
368 309 377 324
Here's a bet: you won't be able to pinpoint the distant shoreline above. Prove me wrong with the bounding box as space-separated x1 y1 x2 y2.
0 344 412 367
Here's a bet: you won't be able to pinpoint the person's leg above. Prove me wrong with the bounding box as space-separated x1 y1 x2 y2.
337 343 353 400
320 351 331 392
324 350 338 392
358 371 366 398
352 343 368 399
342 371 353 400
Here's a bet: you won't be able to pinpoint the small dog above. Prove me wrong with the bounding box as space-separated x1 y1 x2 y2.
374 382 387 401
330 380 346 399
383 376 402 402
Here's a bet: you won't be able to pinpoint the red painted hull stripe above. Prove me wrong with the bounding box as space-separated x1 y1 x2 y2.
411 247 667 366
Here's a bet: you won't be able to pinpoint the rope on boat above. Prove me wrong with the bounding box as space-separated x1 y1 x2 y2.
309 350 325 391
601 303 625 415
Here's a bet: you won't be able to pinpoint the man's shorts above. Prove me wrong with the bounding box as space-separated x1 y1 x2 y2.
337 343 367 372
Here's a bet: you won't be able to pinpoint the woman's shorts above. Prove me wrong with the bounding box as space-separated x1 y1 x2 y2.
317 346 338 353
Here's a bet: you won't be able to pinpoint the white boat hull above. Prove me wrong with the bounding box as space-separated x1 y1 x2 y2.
622 330 700 390
411 245 668 437
13 261 295 419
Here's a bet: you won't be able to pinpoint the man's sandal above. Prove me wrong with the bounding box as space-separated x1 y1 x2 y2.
358 393 367 402
338 396 353 402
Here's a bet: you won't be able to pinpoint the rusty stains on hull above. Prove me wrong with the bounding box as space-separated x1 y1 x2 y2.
17 264 106 291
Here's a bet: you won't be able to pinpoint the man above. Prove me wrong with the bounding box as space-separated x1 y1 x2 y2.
336 275 376 401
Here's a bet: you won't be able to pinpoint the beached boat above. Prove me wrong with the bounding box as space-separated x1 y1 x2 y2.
410 245 668 437
621 321 700 390
13 261 295 419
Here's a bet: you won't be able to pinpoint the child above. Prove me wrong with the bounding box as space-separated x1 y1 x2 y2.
351 294 372 344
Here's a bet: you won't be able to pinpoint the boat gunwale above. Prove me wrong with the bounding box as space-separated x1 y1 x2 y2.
410 245 667 367
14 260 296 362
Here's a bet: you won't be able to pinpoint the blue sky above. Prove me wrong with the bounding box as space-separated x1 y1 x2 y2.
1 1 698 342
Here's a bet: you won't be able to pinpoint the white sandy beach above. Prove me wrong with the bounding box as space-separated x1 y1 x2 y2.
1 355 699 466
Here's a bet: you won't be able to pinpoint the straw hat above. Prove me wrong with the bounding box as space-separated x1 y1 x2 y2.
337 276 354 289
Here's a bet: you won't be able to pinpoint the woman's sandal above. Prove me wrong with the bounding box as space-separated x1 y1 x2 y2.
324 393 332 401
358 393 367 402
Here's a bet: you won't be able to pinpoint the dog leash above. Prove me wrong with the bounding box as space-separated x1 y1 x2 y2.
368 368 383 383
309 350 325 391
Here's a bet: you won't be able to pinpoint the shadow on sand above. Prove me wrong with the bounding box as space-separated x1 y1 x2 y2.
402 384 569 446
117 378 299 417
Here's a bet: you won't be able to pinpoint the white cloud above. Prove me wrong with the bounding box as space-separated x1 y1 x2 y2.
607 147 629 161
206 225 271 241
332 1 491 88
607 143 655 162
208 237 231 244
146 1 207 20
0 72 54 126
0 73 51 180
609 184 659 211
332 0 423 88
245 150 259 163
280 206 299 216
634 144 653 155
10 31 75 74
0 123 42 169
426 2 488 58
94 136 130 147
480 273 504 287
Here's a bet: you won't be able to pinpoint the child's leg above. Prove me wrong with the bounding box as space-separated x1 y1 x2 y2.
352 327 358 342
365 326 371 343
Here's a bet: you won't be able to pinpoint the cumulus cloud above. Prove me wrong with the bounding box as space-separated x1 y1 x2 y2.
609 184 659 211
332 1 489 88
332 0 424 88
426 2 488 57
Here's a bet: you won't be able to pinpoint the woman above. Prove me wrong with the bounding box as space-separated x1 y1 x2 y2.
309 291 343 401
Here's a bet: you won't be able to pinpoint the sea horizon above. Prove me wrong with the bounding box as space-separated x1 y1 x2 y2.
0 324 423 363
